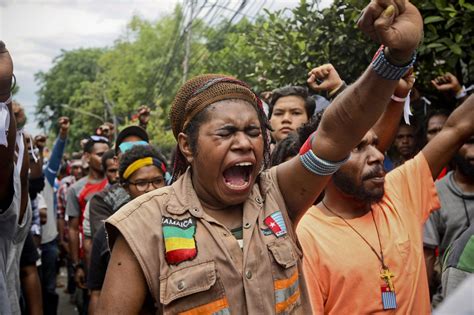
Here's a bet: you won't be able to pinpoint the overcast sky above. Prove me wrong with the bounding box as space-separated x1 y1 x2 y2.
0 0 330 134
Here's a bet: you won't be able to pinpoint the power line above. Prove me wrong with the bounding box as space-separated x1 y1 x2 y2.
156 0 268 100
182 0 197 83
182 0 250 71
187 0 260 72
155 0 227 98
148 2 190 103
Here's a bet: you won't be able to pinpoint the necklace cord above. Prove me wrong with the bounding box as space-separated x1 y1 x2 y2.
322 200 387 269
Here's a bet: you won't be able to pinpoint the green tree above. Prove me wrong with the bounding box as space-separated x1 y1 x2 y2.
202 18 261 87
35 48 104 134
246 0 371 91
412 0 474 97
35 0 474 152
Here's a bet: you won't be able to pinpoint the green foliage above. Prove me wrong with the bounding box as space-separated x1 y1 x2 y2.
247 0 371 91
35 48 104 133
203 18 260 87
412 0 474 97
35 0 474 154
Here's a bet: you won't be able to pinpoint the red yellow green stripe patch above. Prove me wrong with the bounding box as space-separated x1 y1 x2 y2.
162 216 197 265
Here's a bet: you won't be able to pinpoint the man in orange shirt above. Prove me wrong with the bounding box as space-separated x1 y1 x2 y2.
297 90 474 313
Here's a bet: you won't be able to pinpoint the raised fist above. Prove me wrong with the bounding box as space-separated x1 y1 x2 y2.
358 1 423 63
12 101 27 129
34 134 47 151
58 116 70 138
431 72 462 93
307 64 343 93
138 105 151 127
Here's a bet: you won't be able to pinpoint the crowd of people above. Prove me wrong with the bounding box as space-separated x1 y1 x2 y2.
0 1 473 314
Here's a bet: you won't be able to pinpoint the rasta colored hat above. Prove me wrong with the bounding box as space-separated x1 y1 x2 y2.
169 74 262 140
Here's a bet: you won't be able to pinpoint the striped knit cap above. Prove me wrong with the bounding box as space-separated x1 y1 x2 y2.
169 74 261 140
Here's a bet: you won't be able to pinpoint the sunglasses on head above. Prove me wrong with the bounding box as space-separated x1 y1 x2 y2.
89 135 109 143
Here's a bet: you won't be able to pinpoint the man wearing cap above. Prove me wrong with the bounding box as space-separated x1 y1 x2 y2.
115 125 149 157
87 125 149 241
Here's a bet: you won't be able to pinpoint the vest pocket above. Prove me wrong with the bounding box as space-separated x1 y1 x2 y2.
268 238 302 314
159 260 229 314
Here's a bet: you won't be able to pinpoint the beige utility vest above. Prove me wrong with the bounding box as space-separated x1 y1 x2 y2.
106 167 311 314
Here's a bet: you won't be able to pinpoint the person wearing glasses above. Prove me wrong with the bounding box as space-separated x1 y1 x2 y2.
88 125 150 242
66 135 109 313
87 144 167 314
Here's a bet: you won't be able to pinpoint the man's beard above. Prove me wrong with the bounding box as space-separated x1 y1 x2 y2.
453 154 474 179
332 166 385 203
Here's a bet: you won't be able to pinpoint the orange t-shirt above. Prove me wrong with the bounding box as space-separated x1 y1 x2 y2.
297 152 440 314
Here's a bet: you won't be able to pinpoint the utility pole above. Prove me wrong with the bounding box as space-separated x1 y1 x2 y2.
182 0 196 84
102 92 119 142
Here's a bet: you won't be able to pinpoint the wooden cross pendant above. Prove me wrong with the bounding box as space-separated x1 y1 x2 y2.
380 268 395 292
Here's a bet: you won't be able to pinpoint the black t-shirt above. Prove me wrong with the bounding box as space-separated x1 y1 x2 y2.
87 225 110 290
20 232 39 267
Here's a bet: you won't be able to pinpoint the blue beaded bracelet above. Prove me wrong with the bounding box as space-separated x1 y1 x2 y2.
300 150 349 176
371 45 416 81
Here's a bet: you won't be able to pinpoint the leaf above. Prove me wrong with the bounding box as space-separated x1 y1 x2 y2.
427 43 444 49
445 18 458 29
434 0 447 10
449 43 462 55
463 3 474 11
424 16 445 23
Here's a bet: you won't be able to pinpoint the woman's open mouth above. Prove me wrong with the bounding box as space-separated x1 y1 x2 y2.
223 162 254 191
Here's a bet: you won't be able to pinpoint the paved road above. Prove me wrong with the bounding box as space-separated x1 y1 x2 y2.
57 267 77 314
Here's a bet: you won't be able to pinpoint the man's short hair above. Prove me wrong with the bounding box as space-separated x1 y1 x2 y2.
83 135 109 153
268 86 316 118
101 149 116 171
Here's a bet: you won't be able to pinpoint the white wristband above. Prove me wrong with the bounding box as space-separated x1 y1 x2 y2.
391 94 407 103
455 86 467 99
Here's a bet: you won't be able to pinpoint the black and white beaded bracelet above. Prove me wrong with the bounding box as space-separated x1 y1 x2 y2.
371 45 416 81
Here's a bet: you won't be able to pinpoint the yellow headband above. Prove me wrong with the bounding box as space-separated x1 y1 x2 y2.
123 157 153 180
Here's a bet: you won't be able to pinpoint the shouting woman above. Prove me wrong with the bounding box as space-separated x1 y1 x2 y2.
97 0 423 313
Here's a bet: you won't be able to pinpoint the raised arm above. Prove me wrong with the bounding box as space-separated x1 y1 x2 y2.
44 117 69 186
277 1 423 223
0 41 16 209
373 69 415 153
422 94 474 179
307 64 415 153
431 72 468 103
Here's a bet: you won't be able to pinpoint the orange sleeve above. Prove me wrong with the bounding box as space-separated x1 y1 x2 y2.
302 255 325 314
297 220 326 314
385 152 440 223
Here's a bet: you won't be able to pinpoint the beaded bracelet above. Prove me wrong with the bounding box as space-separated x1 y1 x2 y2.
371 45 416 81
300 149 349 176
